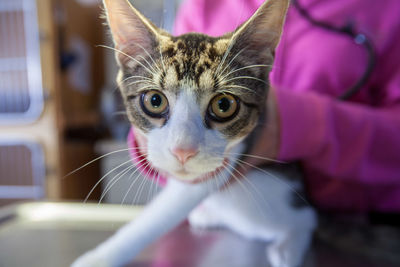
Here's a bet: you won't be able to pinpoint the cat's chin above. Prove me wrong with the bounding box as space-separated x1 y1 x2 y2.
172 158 229 184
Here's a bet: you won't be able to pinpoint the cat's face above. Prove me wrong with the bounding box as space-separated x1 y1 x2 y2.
103 0 288 182
119 34 269 182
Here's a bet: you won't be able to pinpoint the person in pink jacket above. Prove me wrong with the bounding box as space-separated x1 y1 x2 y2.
172 0 400 213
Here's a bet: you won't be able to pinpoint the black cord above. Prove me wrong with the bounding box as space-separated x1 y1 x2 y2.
291 0 376 101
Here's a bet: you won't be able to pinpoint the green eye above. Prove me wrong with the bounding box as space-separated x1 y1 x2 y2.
208 93 239 122
140 90 169 118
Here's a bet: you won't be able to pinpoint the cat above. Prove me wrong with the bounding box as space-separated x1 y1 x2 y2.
72 0 316 266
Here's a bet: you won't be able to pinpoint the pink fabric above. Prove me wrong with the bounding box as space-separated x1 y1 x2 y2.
128 129 167 186
172 0 400 212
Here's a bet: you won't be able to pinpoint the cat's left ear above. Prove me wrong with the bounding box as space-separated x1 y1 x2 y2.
103 0 166 65
231 0 289 55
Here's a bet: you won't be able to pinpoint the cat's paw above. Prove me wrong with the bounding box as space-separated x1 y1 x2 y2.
71 250 111 267
266 230 313 267
188 205 222 229
267 243 291 267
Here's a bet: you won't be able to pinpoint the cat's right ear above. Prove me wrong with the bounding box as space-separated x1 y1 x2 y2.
103 0 165 65
230 0 289 56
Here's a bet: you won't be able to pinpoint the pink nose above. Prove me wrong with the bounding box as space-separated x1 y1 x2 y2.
171 147 198 164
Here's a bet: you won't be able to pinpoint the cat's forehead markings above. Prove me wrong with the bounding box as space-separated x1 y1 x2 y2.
213 39 230 54
198 69 214 90
154 35 234 95
164 65 179 90
159 36 175 49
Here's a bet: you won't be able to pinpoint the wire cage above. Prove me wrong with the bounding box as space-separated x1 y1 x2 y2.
0 141 45 200
0 0 43 124
0 0 45 202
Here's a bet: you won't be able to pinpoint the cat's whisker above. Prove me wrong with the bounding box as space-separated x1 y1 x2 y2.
149 169 161 201
206 155 276 215
221 85 262 96
222 75 269 86
214 166 235 204
149 167 162 200
222 84 253 91
214 164 245 203
112 75 155 93
120 75 154 84
132 161 153 205
151 170 162 200
63 147 147 180
221 163 258 202
121 163 147 205
225 161 273 214
222 171 238 204
124 79 155 87
137 54 160 75
99 164 137 204
97 45 154 76
132 42 163 74
100 152 149 203
145 164 157 203
115 76 156 94
235 158 309 205
212 167 223 191
127 161 152 205
222 162 272 219
150 173 161 200
225 152 287 164
215 35 236 75
218 46 247 78
84 157 133 203
217 88 261 98
84 152 148 203
220 64 272 80
205 171 214 193
136 173 152 205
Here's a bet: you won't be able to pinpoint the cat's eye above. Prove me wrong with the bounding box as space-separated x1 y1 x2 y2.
140 90 169 118
208 93 239 122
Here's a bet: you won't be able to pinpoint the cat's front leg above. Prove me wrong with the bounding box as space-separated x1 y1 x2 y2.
71 249 111 267
71 178 227 267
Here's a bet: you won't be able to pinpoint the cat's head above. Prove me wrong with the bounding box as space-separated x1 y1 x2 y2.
103 0 288 182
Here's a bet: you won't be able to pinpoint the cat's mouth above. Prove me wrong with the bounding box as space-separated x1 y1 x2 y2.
173 158 229 184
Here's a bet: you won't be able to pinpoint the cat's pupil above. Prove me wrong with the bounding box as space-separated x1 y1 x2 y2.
151 94 162 108
218 97 231 112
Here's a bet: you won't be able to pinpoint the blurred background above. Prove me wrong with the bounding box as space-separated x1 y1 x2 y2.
1 2 399 267
0 0 183 206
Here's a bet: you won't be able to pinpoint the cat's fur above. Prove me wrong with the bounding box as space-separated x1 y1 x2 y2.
72 0 316 266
